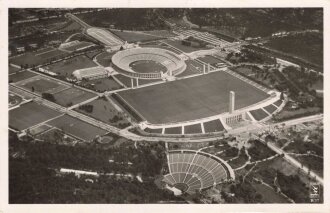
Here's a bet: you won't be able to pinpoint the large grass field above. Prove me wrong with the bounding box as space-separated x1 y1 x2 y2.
53 87 96 107
47 114 107 141
74 98 129 128
130 60 167 73
110 30 163 42
10 48 69 67
9 101 61 130
45 55 97 76
118 71 269 124
9 71 37 83
15 76 69 94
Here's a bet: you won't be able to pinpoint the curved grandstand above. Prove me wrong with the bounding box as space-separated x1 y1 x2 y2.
163 150 234 194
112 47 186 79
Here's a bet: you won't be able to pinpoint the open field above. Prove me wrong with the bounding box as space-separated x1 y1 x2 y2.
95 51 115 67
9 71 37 83
110 30 163 42
9 65 21 74
10 48 69 67
47 114 107 141
130 60 167 73
84 77 123 92
198 55 225 65
45 55 97 76
250 108 269 121
177 60 203 77
118 71 269 124
74 98 129 128
9 93 23 107
9 101 61 131
184 123 202 134
164 39 211 53
53 87 96 107
15 76 69 94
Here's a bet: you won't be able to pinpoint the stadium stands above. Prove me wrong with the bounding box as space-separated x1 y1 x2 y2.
163 150 230 194
112 47 186 79
73 66 111 80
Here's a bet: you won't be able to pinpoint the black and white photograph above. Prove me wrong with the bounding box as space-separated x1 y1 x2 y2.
2 2 329 212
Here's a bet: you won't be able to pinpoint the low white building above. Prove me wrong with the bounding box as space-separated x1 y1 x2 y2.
73 66 113 80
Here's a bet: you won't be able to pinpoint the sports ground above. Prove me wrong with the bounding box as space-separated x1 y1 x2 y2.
9 102 61 131
118 71 269 124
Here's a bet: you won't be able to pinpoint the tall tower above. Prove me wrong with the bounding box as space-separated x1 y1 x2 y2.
229 91 235 113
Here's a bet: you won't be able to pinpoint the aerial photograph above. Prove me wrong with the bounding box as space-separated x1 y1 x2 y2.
8 8 323 204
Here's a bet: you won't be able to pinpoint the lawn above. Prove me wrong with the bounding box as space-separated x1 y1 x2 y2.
118 71 269 124
9 101 61 131
203 119 225 133
164 39 210 53
144 128 162 134
9 65 21 74
110 30 163 42
9 93 23 107
177 60 203 77
84 77 123 92
164 126 182 135
263 104 278 114
74 98 129 129
95 51 115 67
198 55 224 65
9 71 37 83
10 48 69 67
53 87 96 107
184 123 202 134
15 76 69 94
45 55 97 76
249 108 269 121
47 114 107 141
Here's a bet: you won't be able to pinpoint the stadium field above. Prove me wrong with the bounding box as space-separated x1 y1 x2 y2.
47 114 107 141
9 71 37 83
9 101 61 131
118 71 269 124
53 87 96 107
15 76 69 94
45 55 97 76
130 60 167 73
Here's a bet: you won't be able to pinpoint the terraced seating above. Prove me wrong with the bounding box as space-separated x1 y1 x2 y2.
163 151 229 194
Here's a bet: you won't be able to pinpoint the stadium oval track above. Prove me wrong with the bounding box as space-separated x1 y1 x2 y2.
112 47 186 79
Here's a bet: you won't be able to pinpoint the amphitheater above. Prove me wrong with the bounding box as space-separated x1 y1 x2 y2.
163 150 234 194
112 47 186 79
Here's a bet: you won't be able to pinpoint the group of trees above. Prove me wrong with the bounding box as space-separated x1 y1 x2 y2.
78 104 94 113
41 92 56 102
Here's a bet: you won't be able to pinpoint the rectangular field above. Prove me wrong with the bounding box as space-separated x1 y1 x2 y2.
53 87 96 107
9 101 61 130
118 71 269 124
15 76 69 94
45 55 97 76
47 114 107 141
9 71 37 83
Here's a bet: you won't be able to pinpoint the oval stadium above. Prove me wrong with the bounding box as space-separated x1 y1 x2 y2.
163 150 234 194
112 47 186 79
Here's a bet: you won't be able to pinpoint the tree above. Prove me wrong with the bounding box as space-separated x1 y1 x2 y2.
31 86 35 93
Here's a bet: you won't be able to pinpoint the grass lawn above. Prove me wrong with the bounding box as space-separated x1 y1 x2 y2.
130 60 167 73
110 30 163 42
198 55 224 65
251 182 289 203
95 51 115 67
9 93 23 107
74 98 129 128
9 65 21 74
203 119 225 133
15 76 69 94
144 128 162 134
164 39 211 53
164 126 182 135
250 108 269 121
9 101 61 131
118 71 269 124
263 104 278 114
177 60 203 77
86 77 123 92
53 87 96 107
10 48 69 67
9 71 37 83
45 55 97 76
47 114 107 141
184 123 202 134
